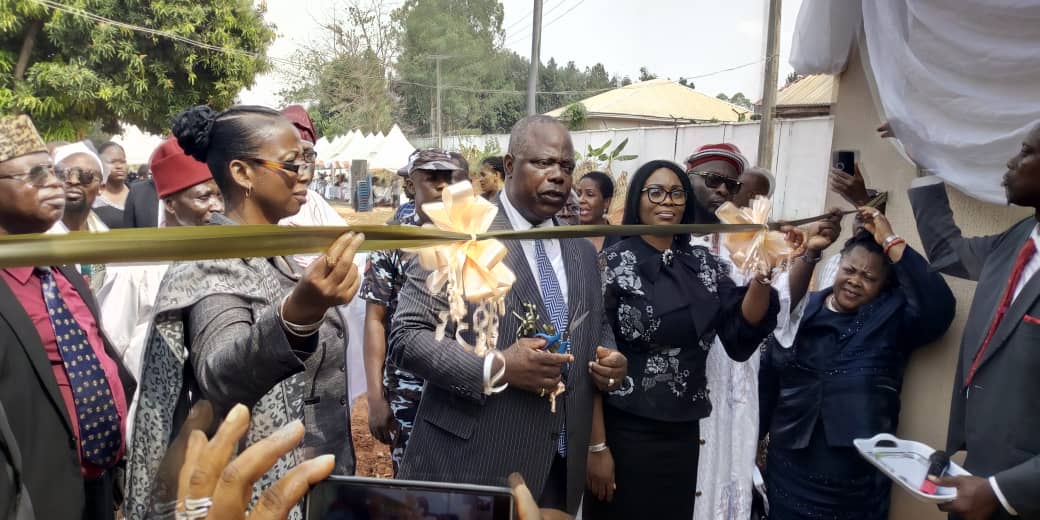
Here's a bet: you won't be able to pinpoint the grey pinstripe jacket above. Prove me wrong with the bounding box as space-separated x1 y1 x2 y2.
389 200 615 514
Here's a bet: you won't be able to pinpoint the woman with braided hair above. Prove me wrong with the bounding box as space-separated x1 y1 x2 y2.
125 105 363 520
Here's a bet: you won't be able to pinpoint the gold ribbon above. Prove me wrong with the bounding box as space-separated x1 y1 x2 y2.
716 197 793 275
414 182 516 302
408 182 516 355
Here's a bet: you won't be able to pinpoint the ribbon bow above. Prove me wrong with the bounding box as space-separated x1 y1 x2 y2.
715 196 792 276
413 182 516 355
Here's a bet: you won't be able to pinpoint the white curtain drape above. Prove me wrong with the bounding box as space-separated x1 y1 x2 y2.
791 0 1040 204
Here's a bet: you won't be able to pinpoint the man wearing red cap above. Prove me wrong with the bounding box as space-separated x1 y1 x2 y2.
96 137 222 391
686 142 748 223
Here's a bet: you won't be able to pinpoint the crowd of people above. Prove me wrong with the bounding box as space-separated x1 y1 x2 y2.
0 105 1037 520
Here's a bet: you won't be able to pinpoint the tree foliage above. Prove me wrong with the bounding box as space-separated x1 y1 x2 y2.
278 0 397 135
716 91 753 110
1 0 274 140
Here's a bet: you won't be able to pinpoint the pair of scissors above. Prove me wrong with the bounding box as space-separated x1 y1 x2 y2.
535 310 589 355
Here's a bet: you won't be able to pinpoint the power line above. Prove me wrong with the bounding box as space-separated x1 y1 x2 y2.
543 0 585 29
34 0 771 99
503 0 568 48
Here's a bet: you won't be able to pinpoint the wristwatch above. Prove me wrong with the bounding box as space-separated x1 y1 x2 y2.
882 235 902 249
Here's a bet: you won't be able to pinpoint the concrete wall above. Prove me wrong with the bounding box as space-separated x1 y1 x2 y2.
830 45 1030 520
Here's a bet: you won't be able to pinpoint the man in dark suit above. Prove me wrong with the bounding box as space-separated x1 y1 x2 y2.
389 115 627 514
122 178 159 228
908 122 1040 520
0 115 136 520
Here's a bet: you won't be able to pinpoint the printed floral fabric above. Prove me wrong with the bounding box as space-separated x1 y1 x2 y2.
600 237 778 424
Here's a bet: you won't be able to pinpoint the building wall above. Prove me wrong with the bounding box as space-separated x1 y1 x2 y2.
830 45 1030 520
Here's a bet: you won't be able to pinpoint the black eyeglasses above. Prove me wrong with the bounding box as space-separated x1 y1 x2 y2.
689 170 742 191
641 185 688 204
55 166 101 185
302 150 318 163
0 163 56 186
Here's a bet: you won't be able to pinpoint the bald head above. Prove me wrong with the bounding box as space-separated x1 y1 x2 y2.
507 115 566 157
734 167 775 207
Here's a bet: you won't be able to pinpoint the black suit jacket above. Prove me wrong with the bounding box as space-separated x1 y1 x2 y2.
0 266 136 520
122 180 159 228
909 181 1040 519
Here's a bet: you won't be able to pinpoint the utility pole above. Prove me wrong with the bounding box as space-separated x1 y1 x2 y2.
526 0 543 115
756 0 781 170
429 55 449 148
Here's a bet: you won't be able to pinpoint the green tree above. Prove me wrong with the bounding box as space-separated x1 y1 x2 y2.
1 0 274 139
729 92 753 109
392 0 516 135
638 66 657 82
279 0 398 135
716 93 730 102
678 77 695 89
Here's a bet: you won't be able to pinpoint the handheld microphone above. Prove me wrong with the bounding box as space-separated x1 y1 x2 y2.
920 450 950 494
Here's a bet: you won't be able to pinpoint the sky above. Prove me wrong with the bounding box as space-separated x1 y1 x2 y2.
239 0 804 109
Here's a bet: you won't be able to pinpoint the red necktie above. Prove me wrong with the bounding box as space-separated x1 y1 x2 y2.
965 238 1037 387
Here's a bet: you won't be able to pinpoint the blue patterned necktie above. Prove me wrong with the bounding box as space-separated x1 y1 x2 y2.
533 239 569 456
36 267 120 466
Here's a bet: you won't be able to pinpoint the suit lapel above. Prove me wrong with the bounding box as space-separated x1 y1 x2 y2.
561 237 582 325
0 275 75 435
977 268 1040 372
492 201 550 336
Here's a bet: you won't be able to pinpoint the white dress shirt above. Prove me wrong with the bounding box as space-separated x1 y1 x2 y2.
499 188 569 306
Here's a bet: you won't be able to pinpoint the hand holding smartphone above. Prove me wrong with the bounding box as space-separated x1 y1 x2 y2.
306 476 515 520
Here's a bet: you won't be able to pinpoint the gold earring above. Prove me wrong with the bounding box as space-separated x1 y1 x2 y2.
246 185 253 199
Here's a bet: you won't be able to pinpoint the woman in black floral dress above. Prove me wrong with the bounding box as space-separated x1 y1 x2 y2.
583 160 780 520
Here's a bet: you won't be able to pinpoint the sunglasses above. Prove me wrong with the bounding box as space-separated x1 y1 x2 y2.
245 157 314 177
0 163 56 187
641 185 688 204
689 170 742 191
55 166 102 185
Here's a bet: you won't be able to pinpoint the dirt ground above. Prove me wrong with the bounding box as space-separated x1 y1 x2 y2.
350 394 395 478
332 204 395 226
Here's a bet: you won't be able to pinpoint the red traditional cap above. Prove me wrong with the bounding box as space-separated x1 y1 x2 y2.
281 105 318 144
686 143 748 174
150 137 214 198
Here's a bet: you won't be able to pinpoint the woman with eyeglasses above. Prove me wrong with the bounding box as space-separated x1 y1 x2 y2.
583 160 779 520
125 105 364 519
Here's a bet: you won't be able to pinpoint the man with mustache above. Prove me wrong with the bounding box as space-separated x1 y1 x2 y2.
53 142 110 233
0 114 136 520
390 115 627 514
907 122 1040 520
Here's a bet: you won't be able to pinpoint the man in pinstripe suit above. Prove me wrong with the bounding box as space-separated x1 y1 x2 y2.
389 115 626 514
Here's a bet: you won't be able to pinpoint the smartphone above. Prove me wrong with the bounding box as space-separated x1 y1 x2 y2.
305 476 515 520
832 149 857 176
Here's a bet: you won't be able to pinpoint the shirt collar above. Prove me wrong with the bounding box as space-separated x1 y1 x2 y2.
2 267 37 285
500 187 555 231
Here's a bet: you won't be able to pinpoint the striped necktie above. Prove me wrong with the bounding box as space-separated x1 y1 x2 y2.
534 240 569 456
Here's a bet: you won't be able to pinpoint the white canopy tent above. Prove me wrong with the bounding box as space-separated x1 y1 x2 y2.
366 124 416 171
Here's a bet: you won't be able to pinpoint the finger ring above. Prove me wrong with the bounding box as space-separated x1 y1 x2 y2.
539 388 546 398
177 497 213 520
324 254 336 268
608 377 616 388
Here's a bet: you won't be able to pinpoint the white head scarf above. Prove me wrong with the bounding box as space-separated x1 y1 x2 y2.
52 141 106 183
